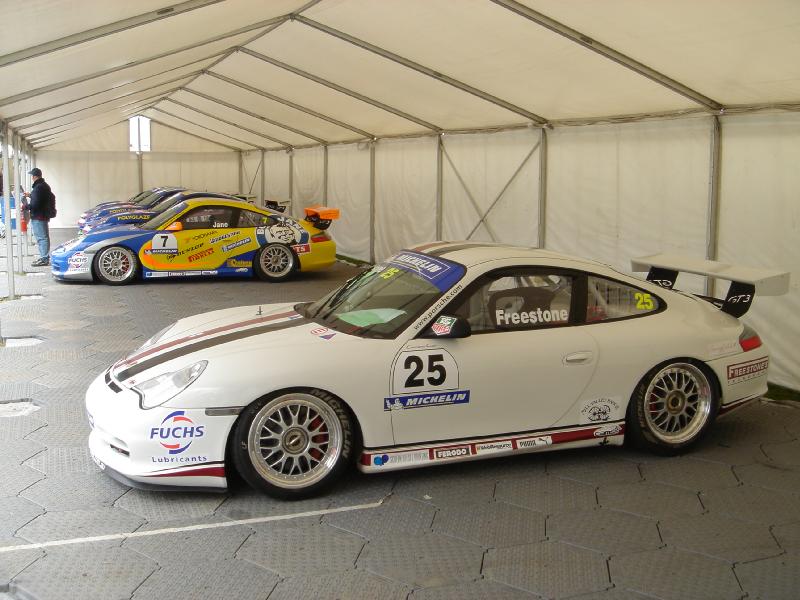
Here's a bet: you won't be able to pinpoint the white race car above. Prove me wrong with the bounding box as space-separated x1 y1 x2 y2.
86 243 789 498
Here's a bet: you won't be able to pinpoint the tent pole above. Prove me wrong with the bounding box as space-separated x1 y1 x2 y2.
14 132 23 273
260 149 266 207
2 122 15 300
323 145 328 207
705 116 722 297
436 135 443 240
369 141 376 263
137 152 144 193
538 128 548 248
238 151 244 195
288 150 294 215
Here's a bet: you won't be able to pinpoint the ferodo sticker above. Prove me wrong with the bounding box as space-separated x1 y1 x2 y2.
391 348 459 394
579 398 621 424
727 357 768 384
432 445 472 460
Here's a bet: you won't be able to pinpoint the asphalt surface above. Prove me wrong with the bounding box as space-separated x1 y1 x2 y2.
1 229 799 600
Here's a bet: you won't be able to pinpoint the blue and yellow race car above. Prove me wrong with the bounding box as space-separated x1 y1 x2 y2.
52 197 338 285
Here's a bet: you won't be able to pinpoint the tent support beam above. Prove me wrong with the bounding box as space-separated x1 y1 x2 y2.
288 151 294 212
0 14 288 108
260 149 266 206
137 152 144 193
29 103 158 143
14 132 24 272
145 117 240 151
238 47 441 132
2 122 16 300
436 135 443 240
238 151 244 195
162 97 291 148
705 116 722 296
149 107 259 150
205 71 374 139
323 145 328 206
294 15 548 124
537 128 547 248
442 144 499 241
490 0 722 111
181 87 327 144
16 73 202 131
0 0 224 69
369 142 376 263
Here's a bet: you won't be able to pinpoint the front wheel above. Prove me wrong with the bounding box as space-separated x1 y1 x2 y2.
231 390 355 499
93 246 139 285
254 243 296 282
626 360 719 455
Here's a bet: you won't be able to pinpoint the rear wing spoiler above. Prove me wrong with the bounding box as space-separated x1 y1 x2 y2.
631 254 790 318
304 205 340 231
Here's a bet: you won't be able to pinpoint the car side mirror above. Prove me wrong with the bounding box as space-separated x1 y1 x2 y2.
165 221 183 232
421 315 471 339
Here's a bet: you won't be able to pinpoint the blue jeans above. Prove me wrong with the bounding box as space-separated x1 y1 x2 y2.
30 219 50 259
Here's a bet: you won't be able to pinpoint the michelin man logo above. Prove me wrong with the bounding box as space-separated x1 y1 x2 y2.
267 217 300 244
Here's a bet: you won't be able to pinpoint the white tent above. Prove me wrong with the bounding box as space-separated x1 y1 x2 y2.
1 0 798 390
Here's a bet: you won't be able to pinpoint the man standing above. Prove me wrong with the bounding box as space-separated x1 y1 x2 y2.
25 167 52 267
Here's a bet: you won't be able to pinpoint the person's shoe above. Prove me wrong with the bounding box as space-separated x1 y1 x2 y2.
31 258 49 267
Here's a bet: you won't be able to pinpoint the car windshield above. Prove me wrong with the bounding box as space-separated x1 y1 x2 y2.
140 200 187 230
133 191 160 206
298 251 466 339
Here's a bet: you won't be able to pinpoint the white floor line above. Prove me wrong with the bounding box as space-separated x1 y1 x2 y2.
0 497 385 554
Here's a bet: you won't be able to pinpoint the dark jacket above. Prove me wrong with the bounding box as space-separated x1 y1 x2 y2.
29 178 52 221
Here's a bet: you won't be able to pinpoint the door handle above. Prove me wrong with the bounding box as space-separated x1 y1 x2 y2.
564 351 593 365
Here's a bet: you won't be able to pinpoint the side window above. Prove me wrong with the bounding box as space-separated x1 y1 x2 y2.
238 210 271 228
450 271 573 333
586 276 660 322
179 206 235 230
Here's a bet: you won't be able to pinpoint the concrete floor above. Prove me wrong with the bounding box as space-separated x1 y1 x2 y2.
1 229 799 600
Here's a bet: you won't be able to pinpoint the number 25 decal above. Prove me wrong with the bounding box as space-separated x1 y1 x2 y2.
392 349 459 394
635 292 654 310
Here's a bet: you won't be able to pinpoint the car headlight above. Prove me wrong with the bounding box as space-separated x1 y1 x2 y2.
135 361 207 409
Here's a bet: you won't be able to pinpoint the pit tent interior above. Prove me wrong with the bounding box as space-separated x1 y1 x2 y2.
0 0 798 391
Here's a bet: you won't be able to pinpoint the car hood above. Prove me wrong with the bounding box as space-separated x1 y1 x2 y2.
110 303 349 384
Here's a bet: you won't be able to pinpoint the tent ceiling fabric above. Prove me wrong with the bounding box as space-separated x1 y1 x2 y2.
1 0 799 148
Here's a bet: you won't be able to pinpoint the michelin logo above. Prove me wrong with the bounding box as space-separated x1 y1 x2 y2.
384 390 470 411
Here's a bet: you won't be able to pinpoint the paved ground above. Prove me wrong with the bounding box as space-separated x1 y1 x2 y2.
1 229 799 600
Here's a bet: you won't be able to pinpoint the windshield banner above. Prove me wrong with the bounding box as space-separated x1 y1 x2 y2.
386 251 464 292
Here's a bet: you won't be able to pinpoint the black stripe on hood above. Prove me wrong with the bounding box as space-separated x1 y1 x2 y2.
117 317 310 382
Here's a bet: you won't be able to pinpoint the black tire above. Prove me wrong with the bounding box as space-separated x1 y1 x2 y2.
93 245 139 285
254 243 296 282
231 389 355 499
626 359 719 456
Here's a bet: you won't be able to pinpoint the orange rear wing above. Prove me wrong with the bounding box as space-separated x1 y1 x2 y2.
304 205 339 230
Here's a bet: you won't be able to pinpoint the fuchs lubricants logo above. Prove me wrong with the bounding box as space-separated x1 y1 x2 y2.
149 411 205 454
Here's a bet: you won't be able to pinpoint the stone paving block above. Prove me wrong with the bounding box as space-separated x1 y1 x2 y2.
17 507 145 544
270 571 410 600
0 548 43 587
325 494 435 539
659 513 781 563
610 548 742 600
0 367 48 384
38 319 92 331
772 521 800 554
11 546 157 600
394 468 497 507
26 423 90 448
32 368 100 389
326 471 396 506
547 508 661 556
0 464 44 497
597 481 703 519
239 522 364 577
700 484 800 525
21 472 128 510
0 414 46 441
115 489 226 522
0 497 45 538
689 437 769 466
23 445 98 475
409 579 540 599
0 437 44 467
359 533 484 588
707 408 795 446
735 554 800 600
484 540 609 598
131 558 279 600
546 450 643 486
640 457 738 492
734 462 800 494
762 439 800 466
433 501 546 548
215 487 329 520
567 590 653 600
124 523 253 564
495 473 598 514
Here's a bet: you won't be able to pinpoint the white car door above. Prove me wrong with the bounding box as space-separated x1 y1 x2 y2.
389 269 599 445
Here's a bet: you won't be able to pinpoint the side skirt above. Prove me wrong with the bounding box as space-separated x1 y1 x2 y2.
358 422 625 473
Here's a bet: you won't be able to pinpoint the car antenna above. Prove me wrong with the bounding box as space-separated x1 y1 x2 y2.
256 305 262 316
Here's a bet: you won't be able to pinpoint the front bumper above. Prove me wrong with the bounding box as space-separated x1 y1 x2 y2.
51 250 94 281
86 371 235 490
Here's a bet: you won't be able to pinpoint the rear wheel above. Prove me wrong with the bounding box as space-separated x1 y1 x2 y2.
254 243 296 282
232 390 355 499
93 246 138 285
627 360 718 455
